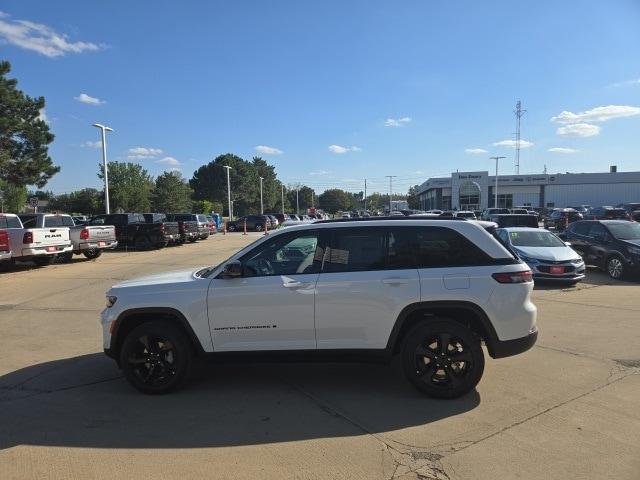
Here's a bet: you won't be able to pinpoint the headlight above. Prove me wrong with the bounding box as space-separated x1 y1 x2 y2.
628 246 640 256
571 257 584 264
106 295 117 308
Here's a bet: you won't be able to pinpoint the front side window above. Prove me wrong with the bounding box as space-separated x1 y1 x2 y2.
242 232 320 277
570 222 591 235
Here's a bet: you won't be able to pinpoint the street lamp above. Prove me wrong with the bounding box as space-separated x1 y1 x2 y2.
490 156 506 208
281 184 285 216
223 165 232 221
259 176 264 214
92 123 113 214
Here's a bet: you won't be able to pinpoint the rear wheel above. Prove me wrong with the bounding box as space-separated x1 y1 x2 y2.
606 255 625 280
401 320 484 399
33 255 56 267
83 249 102 260
58 251 74 263
119 321 193 394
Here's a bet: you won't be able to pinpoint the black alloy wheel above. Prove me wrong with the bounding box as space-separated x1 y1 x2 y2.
83 249 102 260
120 321 192 394
402 320 484 399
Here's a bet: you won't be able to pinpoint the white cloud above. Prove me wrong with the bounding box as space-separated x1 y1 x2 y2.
310 170 331 176
328 144 361 154
556 123 601 137
548 147 578 154
464 148 488 154
492 139 534 148
0 11 102 57
608 78 640 88
37 108 48 124
255 145 283 155
74 93 105 106
127 147 163 159
414 170 425 175
83 140 102 148
156 156 181 166
384 117 412 127
551 105 640 124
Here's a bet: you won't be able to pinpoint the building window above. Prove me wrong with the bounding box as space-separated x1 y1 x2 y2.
459 181 481 209
490 194 513 208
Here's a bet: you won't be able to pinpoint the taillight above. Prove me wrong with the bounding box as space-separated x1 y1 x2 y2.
80 228 89 240
23 231 33 244
492 270 533 284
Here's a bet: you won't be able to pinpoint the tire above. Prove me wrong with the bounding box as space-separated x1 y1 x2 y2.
33 255 56 267
83 249 102 260
134 235 152 250
188 237 197 243
606 255 625 280
255 224 263 232
58 251 74 263
119 320 193 394
401 320 484 399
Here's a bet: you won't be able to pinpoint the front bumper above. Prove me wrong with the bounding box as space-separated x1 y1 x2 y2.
525 260 586 282
491 327 538 359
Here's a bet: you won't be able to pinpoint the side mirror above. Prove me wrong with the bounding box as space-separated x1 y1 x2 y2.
222 260 242 277
564 241 572 247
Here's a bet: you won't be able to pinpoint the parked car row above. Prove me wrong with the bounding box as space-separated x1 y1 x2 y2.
225 213 322 232
0 211 219 270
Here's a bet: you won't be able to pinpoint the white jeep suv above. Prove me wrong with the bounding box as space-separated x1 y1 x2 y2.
101 219 537 398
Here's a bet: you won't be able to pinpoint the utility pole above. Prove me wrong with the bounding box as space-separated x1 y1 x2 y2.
490 156 506 208
223 165 233 220
296 188 300 215
514 100 526 175
311 191 314 208
364 179 368 212
385 175 397 213
259 176 264 214
281 184 285 215
92 123 113 214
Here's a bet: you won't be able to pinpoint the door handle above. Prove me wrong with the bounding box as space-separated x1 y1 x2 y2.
283 281 309 288
382 278 409 285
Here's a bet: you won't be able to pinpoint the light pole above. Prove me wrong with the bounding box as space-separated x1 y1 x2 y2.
385 175 397 213
223 165 233 220
364 179 367 212
296 188 300 215
281 184 285 215
490 156 506 208
259 176 264 214
92 123 113 214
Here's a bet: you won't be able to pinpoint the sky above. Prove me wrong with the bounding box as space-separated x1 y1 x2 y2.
1 0 640 196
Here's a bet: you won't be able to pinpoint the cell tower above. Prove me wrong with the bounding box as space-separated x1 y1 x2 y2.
514 100 526 174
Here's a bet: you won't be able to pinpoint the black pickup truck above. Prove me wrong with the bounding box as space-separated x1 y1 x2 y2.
88 213 167 249
166 213 204 242
142 213 180 245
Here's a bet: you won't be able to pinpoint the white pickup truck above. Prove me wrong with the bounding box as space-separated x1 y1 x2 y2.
18 214 117 261
3 213 72 266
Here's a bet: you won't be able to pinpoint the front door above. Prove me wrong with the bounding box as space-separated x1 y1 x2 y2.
208 230 322 351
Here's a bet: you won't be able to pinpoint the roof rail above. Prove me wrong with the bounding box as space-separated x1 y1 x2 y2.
315 216 469 224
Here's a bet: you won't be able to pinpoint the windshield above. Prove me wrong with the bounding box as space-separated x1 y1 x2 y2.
508 230 565 247
607 222 640 240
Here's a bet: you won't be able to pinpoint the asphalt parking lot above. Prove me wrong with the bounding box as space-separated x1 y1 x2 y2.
0 233 638 480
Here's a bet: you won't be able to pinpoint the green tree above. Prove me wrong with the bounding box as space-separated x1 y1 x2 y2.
193 200 214 214
286 184 316 214
49 188 103 214
99 162 153 212
151 171 193 212
0 179 27 213
407 184 421 209
0 61 59 188
318 188 352 213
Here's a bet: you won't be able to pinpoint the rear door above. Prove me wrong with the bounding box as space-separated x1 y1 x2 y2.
314 226 420 349
587 223 609 266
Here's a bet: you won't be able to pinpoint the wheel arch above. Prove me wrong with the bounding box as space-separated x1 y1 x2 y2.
387 301 500 358
111 307 206 363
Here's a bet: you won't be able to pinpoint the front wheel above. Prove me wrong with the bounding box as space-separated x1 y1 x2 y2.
401 320 484 399
83 249 102 260
606 255 625 280
119 321 193 394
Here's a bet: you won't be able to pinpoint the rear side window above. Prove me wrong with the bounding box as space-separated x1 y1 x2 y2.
570 222 591 235
323 228 387 272
0 216 22 228
19 215 37 227
405 226 493 268
588 223 607 237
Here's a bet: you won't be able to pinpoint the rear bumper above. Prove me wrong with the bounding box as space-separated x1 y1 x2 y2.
0 250 11 261
490 328 538 359
21 244 72 257
77 240 118 251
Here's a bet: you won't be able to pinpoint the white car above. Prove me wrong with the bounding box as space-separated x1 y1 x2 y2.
453 211 477 219
495 227 585 284
101 219 537 398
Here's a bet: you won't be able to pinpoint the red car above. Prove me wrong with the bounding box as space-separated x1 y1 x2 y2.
206 216 217 234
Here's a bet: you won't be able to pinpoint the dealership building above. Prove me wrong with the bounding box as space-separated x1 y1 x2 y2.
416 169 640 211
